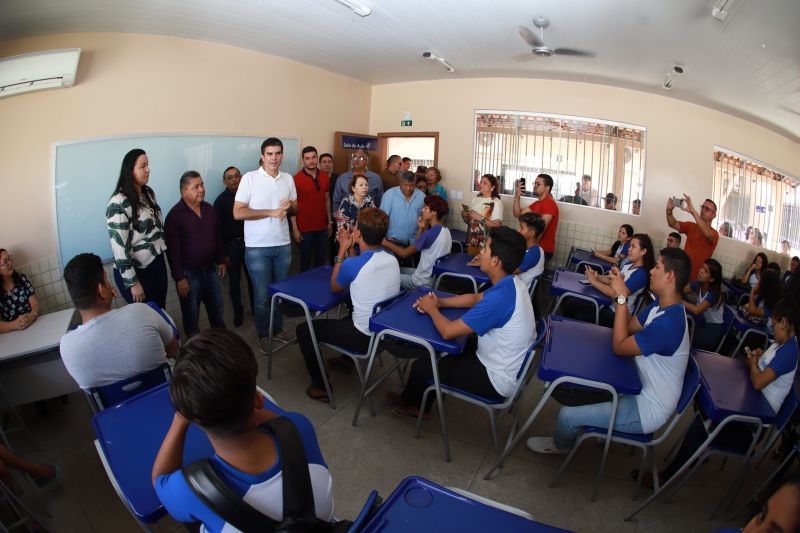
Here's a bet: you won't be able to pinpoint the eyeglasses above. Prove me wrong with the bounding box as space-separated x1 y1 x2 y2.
223 174 240 181
701 205 715 212
352 156 367 161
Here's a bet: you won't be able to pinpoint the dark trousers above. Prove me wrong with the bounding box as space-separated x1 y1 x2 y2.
178 265 226 337
299 230 328 272
224 239 254 317
400 337 503 412
692 322 724 351
296 318 371 389
113 253 168 308
560 298 614 327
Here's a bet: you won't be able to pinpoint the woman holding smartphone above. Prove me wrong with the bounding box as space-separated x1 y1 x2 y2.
463 174 503 256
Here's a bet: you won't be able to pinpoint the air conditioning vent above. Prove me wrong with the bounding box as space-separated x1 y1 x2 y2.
0 48 81 98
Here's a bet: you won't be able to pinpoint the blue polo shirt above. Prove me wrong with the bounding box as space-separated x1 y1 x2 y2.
380 187 425 244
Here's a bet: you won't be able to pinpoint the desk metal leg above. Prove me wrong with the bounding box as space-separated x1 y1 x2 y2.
0 381 39 452
263 294 298 364
551 293 600 324
434 273 478 294
352 332 404 427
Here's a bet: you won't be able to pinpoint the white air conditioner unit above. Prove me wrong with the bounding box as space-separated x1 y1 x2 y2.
0 48 81 98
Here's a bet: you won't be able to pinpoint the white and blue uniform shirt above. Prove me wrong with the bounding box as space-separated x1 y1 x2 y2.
758 336 799 413
412 225 452 287
337 249 400 335
517 244 545 289
461 276 536 397
747 271 759 288
632 302 691 433
155 412 334 533
689 281 723 324
606 263 647 315
613 241 630 261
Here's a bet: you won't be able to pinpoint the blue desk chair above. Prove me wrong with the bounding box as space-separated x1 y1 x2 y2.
715 305 736 353
575 260 608 275
414 319 548 457
551 356 700 501
686 315 695 346
84 363 172 414
730 327 770 359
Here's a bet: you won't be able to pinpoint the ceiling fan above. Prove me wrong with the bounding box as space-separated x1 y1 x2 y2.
518 17 596 58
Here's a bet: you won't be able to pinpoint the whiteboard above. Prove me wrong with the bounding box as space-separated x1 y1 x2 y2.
53 134 300 264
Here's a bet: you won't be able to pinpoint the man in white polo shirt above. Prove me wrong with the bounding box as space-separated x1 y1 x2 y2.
233 138 297 344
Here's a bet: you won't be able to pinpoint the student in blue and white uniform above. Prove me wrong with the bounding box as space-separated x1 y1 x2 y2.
387 227 535 417
650 296 799 487
153 330 335 532
740 252 768 288
528 247 692 455
683 258 725 351
296 208 400 403
515 212 546 291
745 269 783 338
382 195 452 290
592 224 634 266
583 233 654 328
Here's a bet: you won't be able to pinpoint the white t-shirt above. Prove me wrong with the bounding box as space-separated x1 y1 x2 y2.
336 249 401 335
470 195 503 221
235 167 297 247
757 337 798 413
517 244 545 289
412 225 452 287
632 302 691 433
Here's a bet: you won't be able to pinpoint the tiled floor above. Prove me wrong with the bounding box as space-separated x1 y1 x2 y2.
12 279 796 532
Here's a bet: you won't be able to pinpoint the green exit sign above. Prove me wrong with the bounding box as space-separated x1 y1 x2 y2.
400 120 413 127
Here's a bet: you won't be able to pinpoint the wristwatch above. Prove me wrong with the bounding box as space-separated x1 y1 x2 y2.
615 294 628 306
334 256 343 264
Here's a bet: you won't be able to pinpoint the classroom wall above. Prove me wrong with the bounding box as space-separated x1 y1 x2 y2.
369 78 800 274
0 32 372 268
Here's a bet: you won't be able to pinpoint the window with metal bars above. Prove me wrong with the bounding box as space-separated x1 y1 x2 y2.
472 111 646 215
712 148 799 255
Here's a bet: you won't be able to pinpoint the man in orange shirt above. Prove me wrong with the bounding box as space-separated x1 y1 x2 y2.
666 195 718 280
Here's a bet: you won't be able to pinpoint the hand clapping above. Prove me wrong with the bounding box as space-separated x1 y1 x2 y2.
413 292 439 314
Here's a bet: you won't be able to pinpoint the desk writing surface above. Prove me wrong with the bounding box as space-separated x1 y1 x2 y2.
727 304 768 334
539 316 641 395
550 269 612 306
432 254 491 285
268 266 346 313
92 382 283 523
693 350 775 424
0 308 75 361
450 229 468 244
722 278 749 299
569 248 614 272
369 288 469 354
361 476 570 532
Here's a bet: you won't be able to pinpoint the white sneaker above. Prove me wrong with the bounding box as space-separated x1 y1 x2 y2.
526 437 569 455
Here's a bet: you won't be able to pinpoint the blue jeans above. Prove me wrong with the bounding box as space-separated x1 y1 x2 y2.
554 395 643 449
299 230 328 272
245 245 292 336
178 265 226 337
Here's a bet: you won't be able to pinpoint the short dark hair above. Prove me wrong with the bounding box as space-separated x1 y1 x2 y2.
633 199 641 206
581 174 592 182
356 208 389 246
319 153 333 162
416 165 428 174
605 192 618 203
301 145 317 156
223 166 240 179
261 137 283 153
424 195 449 218
659 247 691 293
402 157 412 163
793 256 800 262
349 173 368 194
387 154 401 165
704 198 717 212
537 174 553 190
180 170 201 189
767 262 781 274
416 176 427 186
487 227 526 274
63 253 105 310
669 231 682 243
518 211 545 237
170 330 258 437
399 172 416 184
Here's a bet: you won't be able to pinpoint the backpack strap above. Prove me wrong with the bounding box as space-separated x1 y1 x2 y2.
260 416 316 519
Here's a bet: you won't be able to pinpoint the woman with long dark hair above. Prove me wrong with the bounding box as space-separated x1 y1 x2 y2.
106 149 168 307
463 173 503 256
0 249 40 333
683 258 725 350
593 224 634 266
740 252 768 288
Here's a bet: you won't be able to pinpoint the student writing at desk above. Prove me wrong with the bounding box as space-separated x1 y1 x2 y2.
153 330 335 531
682 258 725 351
0 248 39 333
646 297 799 488
382 195 452 290
528 247 691 455
387 227 535 418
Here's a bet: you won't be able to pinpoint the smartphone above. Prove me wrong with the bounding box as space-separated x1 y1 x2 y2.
579 279 591 285
519 177 526 189
744 346 752 358
671 196 685 209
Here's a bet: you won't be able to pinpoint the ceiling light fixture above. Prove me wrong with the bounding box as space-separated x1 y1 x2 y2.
662 65 684 90
422 51 455 73
333 0 370 17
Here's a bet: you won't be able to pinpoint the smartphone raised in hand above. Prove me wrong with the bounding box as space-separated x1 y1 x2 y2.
671 196 686 209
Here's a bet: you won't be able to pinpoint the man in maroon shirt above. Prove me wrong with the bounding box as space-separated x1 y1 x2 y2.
290 146 332 271
164 171 227 337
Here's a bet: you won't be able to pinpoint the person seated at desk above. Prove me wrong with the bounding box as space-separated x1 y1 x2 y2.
153 329 335 530
592 224 634 266
515 212 546 290
527 247 691 455
297 208 400 403
740 252 768 288
0 248 40 333
59 253 178 389
563 234 653 328
743 476 800 533
382 195 451 290
784 256 799 287
683 258 725 351
647 297 799 488
743 269 782 335
387 227 535 418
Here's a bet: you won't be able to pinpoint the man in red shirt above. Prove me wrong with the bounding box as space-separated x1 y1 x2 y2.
290 146 332 271
666 195 719 280
514 173 559 262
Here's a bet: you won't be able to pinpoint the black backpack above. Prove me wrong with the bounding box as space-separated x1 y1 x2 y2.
182 416 351 533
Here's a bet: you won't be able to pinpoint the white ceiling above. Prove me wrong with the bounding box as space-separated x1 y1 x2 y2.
2 0 800 141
